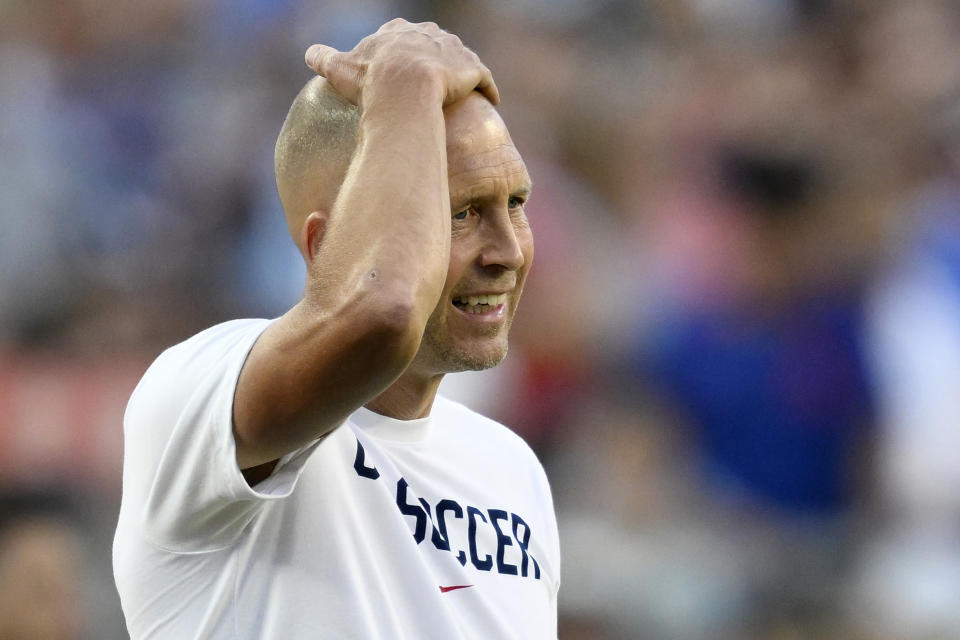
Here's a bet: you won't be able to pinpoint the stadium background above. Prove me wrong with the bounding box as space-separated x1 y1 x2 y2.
2 0 960 638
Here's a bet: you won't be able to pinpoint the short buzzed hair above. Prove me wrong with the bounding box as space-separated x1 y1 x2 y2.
275 77 361 246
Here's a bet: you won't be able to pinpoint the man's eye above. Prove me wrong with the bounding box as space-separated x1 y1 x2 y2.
453 208 469 220
508 196 525 209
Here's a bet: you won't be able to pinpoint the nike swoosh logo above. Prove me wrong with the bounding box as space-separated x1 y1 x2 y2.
439 584 474 593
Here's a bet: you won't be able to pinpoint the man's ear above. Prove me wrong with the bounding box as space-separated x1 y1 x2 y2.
301 210 329 262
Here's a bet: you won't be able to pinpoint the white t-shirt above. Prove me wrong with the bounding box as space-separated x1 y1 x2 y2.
113 319 560 639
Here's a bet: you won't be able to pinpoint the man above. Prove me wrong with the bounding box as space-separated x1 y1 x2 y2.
113 19 560 639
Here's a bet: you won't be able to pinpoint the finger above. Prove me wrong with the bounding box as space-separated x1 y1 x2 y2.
305 44 339 74
475 69 500 105
458 47 499 105
379 17 409 32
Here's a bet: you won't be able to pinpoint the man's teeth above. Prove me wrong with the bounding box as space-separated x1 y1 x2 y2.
454 293 508 311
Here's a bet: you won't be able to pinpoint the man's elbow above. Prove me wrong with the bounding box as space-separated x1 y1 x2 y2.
360 288 428 368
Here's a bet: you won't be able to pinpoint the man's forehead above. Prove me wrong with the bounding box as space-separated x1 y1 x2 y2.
444 94 511 151
444 91 499 128
448 146 528 183
444 94 530 193
448 134 529 179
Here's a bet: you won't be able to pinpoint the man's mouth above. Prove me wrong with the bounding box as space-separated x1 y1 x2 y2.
452 293 508 314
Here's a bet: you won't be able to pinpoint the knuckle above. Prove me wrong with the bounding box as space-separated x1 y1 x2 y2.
354 34 375 54
418 57 444 76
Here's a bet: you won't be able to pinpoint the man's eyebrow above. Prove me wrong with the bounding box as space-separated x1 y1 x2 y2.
512 184 533 198
450 181 533 208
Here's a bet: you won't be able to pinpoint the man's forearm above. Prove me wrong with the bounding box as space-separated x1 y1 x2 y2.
309 86 452 330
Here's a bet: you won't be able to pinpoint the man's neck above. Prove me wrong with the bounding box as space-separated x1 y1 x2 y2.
364 370 445 420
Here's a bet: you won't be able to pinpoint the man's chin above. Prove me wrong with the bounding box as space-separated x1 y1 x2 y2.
441 344 509 373
451 353 506 373
419 336 509 374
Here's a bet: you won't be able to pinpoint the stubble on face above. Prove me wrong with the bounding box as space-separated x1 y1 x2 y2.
418 304 515 373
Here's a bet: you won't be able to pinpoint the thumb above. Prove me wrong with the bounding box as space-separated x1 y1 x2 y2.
305 44 338 75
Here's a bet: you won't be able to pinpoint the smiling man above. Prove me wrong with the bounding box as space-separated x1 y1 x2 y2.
113 19 559 640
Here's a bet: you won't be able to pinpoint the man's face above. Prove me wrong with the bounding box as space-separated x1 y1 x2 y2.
414 95 534 375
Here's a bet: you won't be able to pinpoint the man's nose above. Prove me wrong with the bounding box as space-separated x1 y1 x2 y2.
479 210 526 271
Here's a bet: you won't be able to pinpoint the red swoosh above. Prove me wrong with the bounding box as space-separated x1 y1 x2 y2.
439 584 474 593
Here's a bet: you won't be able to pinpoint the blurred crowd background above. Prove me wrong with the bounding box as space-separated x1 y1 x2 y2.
2 0 960 638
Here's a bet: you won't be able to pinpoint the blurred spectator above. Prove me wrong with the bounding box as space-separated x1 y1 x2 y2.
553 388 752 639
637 140 877 517
854 35 960 635
0 490 86 640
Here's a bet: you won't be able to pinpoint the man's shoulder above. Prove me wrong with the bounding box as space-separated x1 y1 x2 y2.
432 394 514 434
432 395 541 464
144 318 271 376
160 318 273 359
129 318 272 410
429 396 556 531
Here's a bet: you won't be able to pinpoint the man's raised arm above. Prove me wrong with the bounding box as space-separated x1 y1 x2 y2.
232 20 498 470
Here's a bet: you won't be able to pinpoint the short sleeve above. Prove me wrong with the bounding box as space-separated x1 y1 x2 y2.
121 319 322 552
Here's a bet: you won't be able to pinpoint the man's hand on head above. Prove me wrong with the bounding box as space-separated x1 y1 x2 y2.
236 20 488 470
304 18 499 109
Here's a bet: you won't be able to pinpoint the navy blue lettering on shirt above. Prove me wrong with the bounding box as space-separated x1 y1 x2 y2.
353 440 380 479
351 436 541 580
